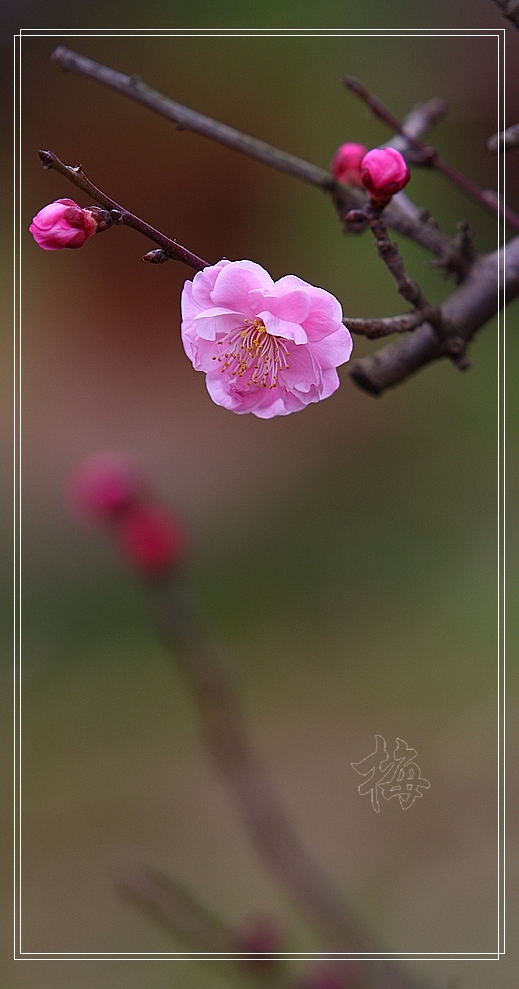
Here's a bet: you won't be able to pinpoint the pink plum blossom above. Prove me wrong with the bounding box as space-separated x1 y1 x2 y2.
180 259 353 418
29 198 98 250
360 148 411 206
330 142 367 187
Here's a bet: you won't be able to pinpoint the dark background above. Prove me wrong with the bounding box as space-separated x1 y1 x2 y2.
2 2 518 988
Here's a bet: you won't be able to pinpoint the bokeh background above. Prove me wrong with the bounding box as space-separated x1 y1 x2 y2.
2 1 519 987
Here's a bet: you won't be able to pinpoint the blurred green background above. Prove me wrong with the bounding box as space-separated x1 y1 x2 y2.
2 2 519 987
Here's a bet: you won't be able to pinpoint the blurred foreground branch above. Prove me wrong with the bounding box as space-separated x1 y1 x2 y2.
149 578 424 989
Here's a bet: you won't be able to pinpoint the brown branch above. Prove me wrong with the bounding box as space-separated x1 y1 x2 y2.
38 149 209 271
344 76 519 232
149 579 423 989
344 310 430 339
384 97 449 157
487 122 519 152
349 234 519 395
490 0 519 28
356 205 434 313
50 45 335 192
50 45 466 274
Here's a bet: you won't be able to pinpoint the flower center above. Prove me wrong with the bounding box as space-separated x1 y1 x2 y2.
212 317 290 389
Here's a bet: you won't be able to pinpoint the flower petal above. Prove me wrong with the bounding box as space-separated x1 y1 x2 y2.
190 259 231 309
259 312 308 344
309 325 353 369
210 260 274 313
193 307 245 340
248 287 311 324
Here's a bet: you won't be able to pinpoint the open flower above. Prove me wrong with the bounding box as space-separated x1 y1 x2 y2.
180 260 353 418
29 198 98 250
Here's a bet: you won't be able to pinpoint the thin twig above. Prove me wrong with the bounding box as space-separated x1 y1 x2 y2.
344 75 519 232
487 122 519 152
50 45 466 273
38 149 209 271
149 579 423 989
360 206 434 312
384 97 449 157
349 233 519 395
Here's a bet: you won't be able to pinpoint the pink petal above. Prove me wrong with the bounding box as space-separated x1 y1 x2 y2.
248 287 311 324
210 260 274 313
278 341 321 390
190 259 231 309
301 287 344 340
181 328 219 371
206 372 273 414
319 367 341 400
308 325 353 369
193 307 244 340
259 312 308 344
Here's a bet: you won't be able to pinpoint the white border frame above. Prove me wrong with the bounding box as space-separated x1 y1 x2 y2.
13 25 506 965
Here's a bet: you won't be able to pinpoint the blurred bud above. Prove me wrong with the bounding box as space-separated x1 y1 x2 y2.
67 452 144 523
330 142 368 187
360 147 411 206
116 504 188 577
29 198 98 250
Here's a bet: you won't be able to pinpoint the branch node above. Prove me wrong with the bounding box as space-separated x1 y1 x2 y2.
143 248 170 264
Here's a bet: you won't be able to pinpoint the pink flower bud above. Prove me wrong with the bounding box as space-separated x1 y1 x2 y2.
29 198 98 250
116 504 188 576
360 147 411 205
330 142 368 187
67 452 144 523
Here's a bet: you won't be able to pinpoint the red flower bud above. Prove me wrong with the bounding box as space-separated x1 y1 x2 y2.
330 142 368 187
116 504 188 576
360 147 411 206
29 198 98 250
67 453 144 523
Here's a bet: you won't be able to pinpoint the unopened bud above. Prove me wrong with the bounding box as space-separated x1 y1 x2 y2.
330 142 367 187
67 452 144 523
116 504 188 577
360 147 411 206
29 198 98 250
